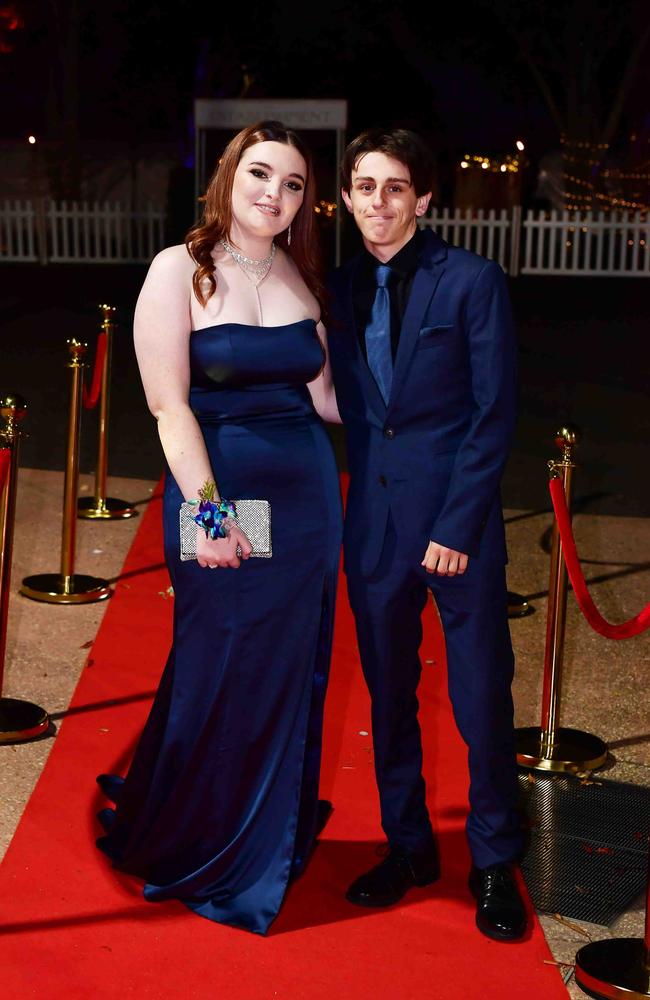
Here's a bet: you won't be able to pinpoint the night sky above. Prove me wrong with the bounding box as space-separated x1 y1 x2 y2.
3 1 650 191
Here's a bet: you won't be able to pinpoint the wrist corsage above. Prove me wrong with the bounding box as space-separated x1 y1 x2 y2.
188 480 237 540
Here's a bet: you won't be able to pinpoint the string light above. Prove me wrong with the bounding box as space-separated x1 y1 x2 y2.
594 191 650 211
562 152 603 167
560 136 610 151
457 152 520 173
313 199 336 219
562 171 650 211
602 168 650 181
456 135 649 212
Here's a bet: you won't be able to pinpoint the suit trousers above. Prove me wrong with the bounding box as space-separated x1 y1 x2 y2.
345 515 523 869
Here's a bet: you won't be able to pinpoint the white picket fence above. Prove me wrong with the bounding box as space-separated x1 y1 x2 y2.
521 209 650 276
1 200 649 275
421 207 519 274
421 207 649 277
0 200 166 264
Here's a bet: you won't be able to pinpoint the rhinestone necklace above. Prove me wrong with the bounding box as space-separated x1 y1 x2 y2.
220 238 276 286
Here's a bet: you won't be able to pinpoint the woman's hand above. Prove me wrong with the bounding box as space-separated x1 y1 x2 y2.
196 526 253 569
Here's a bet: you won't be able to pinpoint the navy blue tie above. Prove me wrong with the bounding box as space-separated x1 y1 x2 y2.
365 264 394 405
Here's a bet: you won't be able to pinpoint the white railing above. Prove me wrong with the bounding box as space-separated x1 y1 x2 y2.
420 207 650 277
420 207 518 274
2 201 650 275
0 200 38 262
521 209 650 276
0 200 166 264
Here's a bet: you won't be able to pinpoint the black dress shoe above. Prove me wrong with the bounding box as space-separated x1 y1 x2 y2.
469 863 527 941
346 845 440 908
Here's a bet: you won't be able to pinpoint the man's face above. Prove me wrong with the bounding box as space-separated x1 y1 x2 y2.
342 151 431 259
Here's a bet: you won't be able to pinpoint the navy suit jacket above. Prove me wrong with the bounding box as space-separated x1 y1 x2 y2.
328 228 517 577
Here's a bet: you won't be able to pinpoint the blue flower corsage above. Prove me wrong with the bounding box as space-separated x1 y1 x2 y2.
188 481 237 540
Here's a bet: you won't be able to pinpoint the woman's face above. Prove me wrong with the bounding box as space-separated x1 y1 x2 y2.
230 140 307 244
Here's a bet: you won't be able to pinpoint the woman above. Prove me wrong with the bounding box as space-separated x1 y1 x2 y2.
96 121 342 934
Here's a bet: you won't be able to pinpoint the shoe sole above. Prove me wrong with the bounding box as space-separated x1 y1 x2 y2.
475 915 526 942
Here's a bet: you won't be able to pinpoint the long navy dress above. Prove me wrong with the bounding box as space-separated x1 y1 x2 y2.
97 320 342 934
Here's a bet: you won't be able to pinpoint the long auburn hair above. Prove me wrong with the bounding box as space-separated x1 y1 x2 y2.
186 120 325 317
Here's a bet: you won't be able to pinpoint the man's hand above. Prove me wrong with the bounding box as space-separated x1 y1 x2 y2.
421 541 468 576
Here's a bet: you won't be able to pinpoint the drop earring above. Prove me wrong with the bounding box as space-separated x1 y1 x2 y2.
287 224 291 247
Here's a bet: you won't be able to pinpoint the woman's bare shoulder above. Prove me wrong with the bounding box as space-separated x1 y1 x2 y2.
135 245 197 327
149 243 196 277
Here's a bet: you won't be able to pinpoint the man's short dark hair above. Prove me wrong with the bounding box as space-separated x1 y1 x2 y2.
340 128 435 197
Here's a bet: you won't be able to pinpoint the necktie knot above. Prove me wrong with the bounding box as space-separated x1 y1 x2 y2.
375 264 393 288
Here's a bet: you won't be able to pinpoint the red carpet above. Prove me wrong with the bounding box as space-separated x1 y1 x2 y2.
0 488 568 999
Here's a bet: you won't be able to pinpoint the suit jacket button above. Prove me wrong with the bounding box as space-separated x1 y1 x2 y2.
384 427 395 439
379 474 387 486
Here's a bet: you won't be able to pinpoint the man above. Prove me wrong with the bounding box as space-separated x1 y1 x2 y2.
327 128 526 941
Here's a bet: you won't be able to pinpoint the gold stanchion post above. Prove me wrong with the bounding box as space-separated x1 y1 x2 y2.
77 304 136 520
20 340 112 604
516 426 608 772
0 394 50 742
574 839 650 999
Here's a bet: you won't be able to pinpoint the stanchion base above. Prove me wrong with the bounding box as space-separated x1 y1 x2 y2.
516 726 608 773
20 573 112 604
0 697 50 743
77 496 137 519
507 591 535 618
575 939 650 999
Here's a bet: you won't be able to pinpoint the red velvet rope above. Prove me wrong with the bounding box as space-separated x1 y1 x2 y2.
0 448 10 495
549 476 650 639
82 330 107 410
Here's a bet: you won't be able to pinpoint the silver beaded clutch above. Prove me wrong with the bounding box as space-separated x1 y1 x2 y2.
179 499 272 560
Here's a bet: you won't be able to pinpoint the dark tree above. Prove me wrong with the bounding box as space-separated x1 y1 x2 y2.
490 0 650 208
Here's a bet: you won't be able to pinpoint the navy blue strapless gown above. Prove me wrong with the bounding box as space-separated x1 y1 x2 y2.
96 320 342 934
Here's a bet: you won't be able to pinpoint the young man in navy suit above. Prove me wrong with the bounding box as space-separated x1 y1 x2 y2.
327 129 527 941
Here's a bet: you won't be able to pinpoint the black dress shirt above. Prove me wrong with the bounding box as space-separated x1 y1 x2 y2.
353 227 425 361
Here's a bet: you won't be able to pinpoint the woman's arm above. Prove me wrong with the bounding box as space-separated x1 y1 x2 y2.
134 246 251 568
134 246 213 498
307 322 342 424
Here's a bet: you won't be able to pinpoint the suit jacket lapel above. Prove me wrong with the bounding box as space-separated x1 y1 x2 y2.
388 230 447 410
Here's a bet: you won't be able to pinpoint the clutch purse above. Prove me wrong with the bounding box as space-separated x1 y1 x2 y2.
179 499 272 561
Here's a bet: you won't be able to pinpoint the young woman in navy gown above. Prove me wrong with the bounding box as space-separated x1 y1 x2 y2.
96 121 342 934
